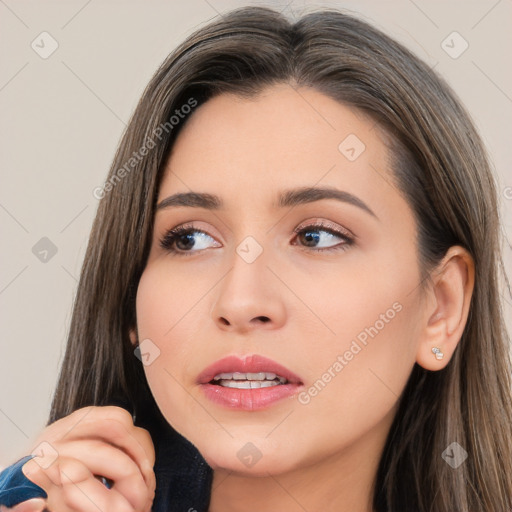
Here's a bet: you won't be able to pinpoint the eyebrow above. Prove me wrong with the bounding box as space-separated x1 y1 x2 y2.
156 186 377 219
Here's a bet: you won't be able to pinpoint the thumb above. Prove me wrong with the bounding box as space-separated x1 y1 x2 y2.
1 498 48 512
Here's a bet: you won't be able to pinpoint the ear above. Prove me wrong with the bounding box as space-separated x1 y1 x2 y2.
416 246 475 370
129 327 138 347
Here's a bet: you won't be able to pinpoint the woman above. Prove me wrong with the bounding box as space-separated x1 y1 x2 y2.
1 5 511 512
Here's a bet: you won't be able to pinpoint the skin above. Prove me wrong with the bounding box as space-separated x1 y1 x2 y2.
130 83 474 512
17 406 155 512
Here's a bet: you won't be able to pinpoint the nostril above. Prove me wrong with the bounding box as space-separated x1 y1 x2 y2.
218 316 270 326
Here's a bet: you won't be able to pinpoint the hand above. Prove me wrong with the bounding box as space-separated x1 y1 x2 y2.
18 406 156 512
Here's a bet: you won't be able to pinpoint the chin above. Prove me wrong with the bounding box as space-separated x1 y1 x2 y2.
191 435 302 476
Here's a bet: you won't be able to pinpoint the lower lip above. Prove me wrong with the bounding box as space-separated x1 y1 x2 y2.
200 382 302 411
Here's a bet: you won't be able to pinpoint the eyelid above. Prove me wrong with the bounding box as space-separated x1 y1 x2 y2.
293 218 356 239
162 221 221 241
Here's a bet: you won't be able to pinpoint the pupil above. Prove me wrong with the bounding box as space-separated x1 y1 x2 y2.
303 231 319 246
177 234 195 250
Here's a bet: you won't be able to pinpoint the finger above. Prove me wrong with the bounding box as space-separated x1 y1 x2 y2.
95 407 156 468
39 406 155 479
55 458 138 512
21 457 60 494
60 406 155 470
61 416 155 491
89 406 156 468
24 406 155 505
55 439 153 511
9 498 47 512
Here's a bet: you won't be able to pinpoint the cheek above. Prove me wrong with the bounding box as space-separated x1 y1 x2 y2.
287 252 421 422
135 260 212 341
134 260 225 431
289 296 420 459
284 252 418 360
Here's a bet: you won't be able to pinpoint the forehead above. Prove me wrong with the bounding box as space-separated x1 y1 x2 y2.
159 84 396 213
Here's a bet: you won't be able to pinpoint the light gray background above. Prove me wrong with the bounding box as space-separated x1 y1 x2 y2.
1 0 511 468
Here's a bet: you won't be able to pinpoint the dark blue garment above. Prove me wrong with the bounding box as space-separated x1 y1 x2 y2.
0 399 213 511
150 420 213 512
0 455 47 507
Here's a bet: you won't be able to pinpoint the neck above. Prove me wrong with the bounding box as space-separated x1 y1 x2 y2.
208 408 395 512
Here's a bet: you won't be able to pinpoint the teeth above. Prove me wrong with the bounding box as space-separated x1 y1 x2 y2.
247 372 265 380
217 380 282 389
212 372 288 387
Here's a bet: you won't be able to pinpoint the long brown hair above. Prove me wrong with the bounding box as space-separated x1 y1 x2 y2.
48 6 512 511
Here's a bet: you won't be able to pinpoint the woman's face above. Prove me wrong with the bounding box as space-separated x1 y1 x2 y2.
133 83 426 475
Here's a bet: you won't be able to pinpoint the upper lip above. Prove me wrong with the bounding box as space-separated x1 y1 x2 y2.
197 354 303 385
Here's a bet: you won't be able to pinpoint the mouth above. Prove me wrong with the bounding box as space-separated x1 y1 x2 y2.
197 354 304 411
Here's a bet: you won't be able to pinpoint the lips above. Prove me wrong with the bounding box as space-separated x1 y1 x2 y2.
197 354 304 411
197 354 303 385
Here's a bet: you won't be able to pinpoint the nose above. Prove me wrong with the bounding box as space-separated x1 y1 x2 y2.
210 248 286 334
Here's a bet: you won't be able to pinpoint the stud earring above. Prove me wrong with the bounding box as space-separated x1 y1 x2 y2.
431 347 444 360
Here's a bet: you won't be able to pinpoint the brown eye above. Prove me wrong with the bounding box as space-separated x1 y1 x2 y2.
160 225 220 255
293 223 354 253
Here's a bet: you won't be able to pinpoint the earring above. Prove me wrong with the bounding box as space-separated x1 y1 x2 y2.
431 347 444 360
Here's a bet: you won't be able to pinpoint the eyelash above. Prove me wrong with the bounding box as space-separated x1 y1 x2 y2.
159 221 354 256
